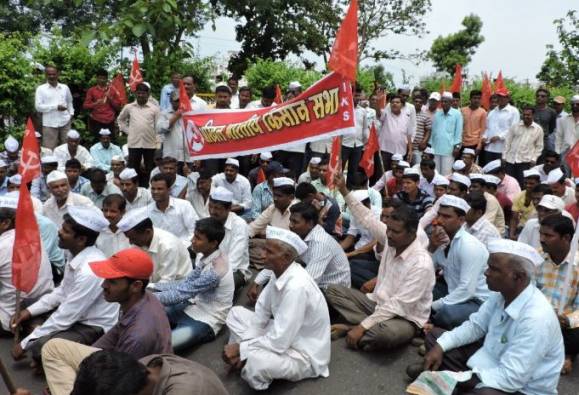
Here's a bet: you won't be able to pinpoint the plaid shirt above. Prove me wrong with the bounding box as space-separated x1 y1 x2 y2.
536 252 579 328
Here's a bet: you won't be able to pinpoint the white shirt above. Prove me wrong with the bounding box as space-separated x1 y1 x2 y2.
186 173 211 218
43 192 95 228
140 227 192 284
238 263 331 380
212 173 252 210
309 138 332 154
22 246 119 349
125 187 152 211
559 186 577 206
378 106 414 154
191 95 208 111
35 82 74 128
53 144 95 171
555 114 579 154
96 227 131 257
0 230 54 331
517 218 541 251
221 212 250 280
347 210 378 250
343 106 373 148
156 109 191 162
483 104 520 153
147 198 198 246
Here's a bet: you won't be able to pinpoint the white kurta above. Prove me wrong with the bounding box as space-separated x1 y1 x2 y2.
226 263 331 390
95 227 131 257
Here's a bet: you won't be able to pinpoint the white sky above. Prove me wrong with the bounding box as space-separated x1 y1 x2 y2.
194 0 572 85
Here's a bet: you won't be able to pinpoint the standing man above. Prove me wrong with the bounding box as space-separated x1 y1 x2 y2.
228 76 240 108
412 95 432 165
534 88 557 153
156 91 190 172
212 85 232 109
502 106 544 187
555 95 579 161
182 75 208 111
159 71 181 111
342 85 371 179
117 82 160 186
90 129 123 172
35 65 74 150
429 92 463 176
83 69 121 139
379 95 413 171
237 86 252 109
461 90 487 156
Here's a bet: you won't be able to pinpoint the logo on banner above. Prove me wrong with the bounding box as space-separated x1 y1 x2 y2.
185 119 205 152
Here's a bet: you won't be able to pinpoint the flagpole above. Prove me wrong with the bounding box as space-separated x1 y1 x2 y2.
13 290 21 345
0 356 16 394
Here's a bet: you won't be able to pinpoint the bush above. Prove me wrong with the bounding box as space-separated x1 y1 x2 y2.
245 59 322 98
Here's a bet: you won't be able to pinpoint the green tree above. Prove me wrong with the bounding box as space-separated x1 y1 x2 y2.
356 65 395 94
427 14 484 75
244 59 322 97
537 10 579 87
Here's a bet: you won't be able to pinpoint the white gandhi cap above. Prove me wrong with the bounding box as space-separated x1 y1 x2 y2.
265 226 307 256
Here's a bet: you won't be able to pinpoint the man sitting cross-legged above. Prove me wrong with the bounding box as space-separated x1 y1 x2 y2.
325 171 435 352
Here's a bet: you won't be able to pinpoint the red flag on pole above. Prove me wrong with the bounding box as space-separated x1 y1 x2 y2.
566 141 579 178
359 122 379 177
449 64 462 93
481 72 492 110
110 73 128 106
128 54 143 92
274 84 283 104
327 0 358 81
13 120 42 293
493 70 505 93
178 80 192 113
326 136 342 189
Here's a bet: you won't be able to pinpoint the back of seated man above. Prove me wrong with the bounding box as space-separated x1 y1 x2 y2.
295 181 340 236
249 160 283 221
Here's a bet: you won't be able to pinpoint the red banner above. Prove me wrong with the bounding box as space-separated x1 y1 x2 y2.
182 72 355 160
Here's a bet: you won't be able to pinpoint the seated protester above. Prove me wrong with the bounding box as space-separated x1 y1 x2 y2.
298 156 322 184
41 347 227 395
532 150 562 182
158 156 188 198
325 171 435 352
469 174 506 234
1 136 20 174
343 170 383 223
566 178 579 222
248 202 351 302
117 208 192 285
185 169 213 219
483 174 513 221
65 158 89 194
43 170 95 228
429 195 490 329
106 155 126 187
518 195 567 250
248 152 273 189
54 130 95 172
452 159 467 175
311 159 346 210
152 218 234 352
11 207 118 364
249 160 284 221
212 158 252 217
148 173 198 247
546 167 576 206
208 187 250 291
80 168 122 209
372 153 403 192
411 240 564 395
0 160 7 196
118 168 152 211
386 160 410 197
249 177 298 237
464 192 501 247
0 196 54 334
432 174 449 201
537 215 579 375
509 169 541 239
295 181 340 236
419 172 469 230
394 168 433 218
340 189 378 258
461 148 482 175
96 194 130 257
224 226 331 391
89 129 123 172
7 175 43 212
418 159 438 198
31 155 59 202
482 159 521 202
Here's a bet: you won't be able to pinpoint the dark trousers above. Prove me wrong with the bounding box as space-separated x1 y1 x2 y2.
88 118 116 142
274 151 304 179
233 270 247 296
381 151 394 172
504 162 531 189
479 150 502 167
341 145 363 180
563 326 579 356
349 256 379 290
27 323 103 363
128 148 156 187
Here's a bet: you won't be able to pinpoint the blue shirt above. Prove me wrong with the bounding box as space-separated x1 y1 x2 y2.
169 174 188 198
432 226 490 309
36 213 65 269
0 178 7 196
89 142 123 172
250 181 273 220
437 284 564 395
430 108 463 156
159 83 177 111
71 176 89 193
31 176 50 202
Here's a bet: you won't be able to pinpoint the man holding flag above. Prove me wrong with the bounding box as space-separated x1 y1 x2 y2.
82 69 122 141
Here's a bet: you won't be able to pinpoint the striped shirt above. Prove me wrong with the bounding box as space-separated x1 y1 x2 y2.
464 216 501 248
413 109 432 150
394 188 433 218
503 121 544 164
536 252 579 328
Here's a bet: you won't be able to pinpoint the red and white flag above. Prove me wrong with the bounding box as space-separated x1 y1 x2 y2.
128 54 143 92
110 73 128 106
481 72 492 110
327 0 358 82
178 80 192 113
359 122 379 177
274 84 283 104
326 136 342 189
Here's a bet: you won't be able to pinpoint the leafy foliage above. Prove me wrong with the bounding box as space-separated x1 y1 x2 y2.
357 65 396 94
427 14 484 75
244 59 322 97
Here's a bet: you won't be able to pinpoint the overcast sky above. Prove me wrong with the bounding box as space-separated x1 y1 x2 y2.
195 0 571 85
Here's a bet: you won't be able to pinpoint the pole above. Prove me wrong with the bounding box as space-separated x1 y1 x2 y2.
0 356 16 394
13 290 21 345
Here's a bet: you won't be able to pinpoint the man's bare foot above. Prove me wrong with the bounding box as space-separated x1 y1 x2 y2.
561 357 573 375
331 324 351 341
423 322 434 334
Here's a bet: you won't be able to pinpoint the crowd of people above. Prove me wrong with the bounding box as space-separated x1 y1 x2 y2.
1 64 579 394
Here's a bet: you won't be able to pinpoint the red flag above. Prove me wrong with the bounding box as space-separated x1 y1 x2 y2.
359 122 379 177
178 80 192 113
274 84 283 104
566 141 579 178
449 64 462 93
326 136 342 189
481 72 492 110
19 118 41 183
328 0 358 81
494 70 505 93
128 55 143 92
110 73 128 106
256 168 266 184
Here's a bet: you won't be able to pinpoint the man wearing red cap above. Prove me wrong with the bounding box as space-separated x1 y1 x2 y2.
39 247 172 395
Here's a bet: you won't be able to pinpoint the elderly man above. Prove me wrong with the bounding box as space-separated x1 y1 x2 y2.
0 135 20 174
212 158 252 216
518 194 566 250
106 155 125 186
54 130 94 172
186 170 213 219
89 129 123 172
408 239 563 395
223 226 331 391
118 168 152 211
430 92 463 176
43 170 95 228
482 159 521 202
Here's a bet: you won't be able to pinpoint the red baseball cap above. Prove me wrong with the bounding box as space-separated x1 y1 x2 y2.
89 248 153 280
